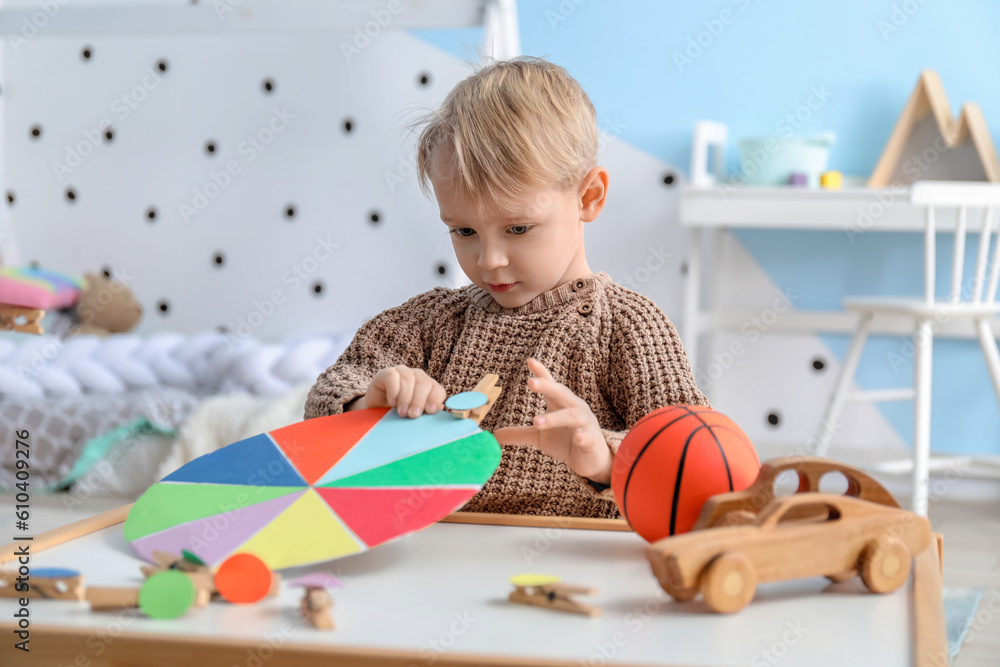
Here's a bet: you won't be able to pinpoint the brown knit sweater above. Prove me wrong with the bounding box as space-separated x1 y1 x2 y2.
304 271 710 518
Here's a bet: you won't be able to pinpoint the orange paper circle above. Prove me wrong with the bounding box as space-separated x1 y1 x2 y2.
215 553 272 604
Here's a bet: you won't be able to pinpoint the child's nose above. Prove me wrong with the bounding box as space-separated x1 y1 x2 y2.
478 243 508 270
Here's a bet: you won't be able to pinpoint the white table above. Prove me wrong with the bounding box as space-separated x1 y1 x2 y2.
679 184 1000 372
0 508 915 666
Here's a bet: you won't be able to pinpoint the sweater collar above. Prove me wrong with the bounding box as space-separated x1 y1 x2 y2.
467 272 611 315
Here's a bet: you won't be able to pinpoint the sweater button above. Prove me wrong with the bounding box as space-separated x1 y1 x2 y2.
577 302 592 316
573 279 586 291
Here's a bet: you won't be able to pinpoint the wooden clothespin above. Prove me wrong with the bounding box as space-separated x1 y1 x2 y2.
444 374 502 425
287 572 341 631
508 574 600 617
0 567 84 601
0 304 44 335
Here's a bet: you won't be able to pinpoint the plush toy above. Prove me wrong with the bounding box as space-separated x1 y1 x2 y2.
52 272 143 337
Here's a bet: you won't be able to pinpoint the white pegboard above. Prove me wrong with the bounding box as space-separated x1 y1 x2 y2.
4 27 486 340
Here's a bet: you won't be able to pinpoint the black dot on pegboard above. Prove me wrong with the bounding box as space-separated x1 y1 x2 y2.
28 260 39 269
418 72 431 86
343 118 354 134
157 59 168 73
662 173 676 186
436 263 447 276
216 324 229 333
285 205 296 219
205 141 216 155
101 266 112 279
65 188 77 202
6 191 15 206
146 207 157 221
766 412 781 427
29 125 41 139
263 79 275 93
213 252 225 267
157 300 170 314
81 46 93 60
104 128 114 142
369 210 381 225
312 281 324 295
680 261 689 275
812 357 826 372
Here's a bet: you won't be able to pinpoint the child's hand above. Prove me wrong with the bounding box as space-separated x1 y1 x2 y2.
364 365 447 418
493 358 613 485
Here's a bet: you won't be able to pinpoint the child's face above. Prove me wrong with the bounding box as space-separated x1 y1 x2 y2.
434 168 608 309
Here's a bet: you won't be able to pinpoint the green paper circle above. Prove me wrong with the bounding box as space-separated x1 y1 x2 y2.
140 571 195 619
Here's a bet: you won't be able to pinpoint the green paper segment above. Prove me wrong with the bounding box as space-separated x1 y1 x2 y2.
123 482 304 542
318 432 501 488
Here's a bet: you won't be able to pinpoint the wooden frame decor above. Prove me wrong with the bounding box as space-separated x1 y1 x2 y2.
869 69 1000 187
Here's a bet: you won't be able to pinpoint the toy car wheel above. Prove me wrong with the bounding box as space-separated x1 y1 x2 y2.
859 538 911 594
825 570 856 583
700 551 757 613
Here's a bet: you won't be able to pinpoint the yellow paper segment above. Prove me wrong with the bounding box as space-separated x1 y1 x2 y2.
236 489 363 570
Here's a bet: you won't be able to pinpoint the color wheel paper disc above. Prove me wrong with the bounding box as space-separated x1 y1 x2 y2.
124 407 501 570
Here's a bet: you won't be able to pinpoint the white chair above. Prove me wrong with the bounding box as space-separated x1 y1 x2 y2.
813 180 1000 516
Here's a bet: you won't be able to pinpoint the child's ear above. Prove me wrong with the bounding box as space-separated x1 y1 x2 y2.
579 166 609 222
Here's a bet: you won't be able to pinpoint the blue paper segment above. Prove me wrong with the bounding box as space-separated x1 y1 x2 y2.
162 433 307 487
316 410 481 485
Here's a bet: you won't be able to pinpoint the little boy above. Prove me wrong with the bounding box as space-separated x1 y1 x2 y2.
304 56 709 518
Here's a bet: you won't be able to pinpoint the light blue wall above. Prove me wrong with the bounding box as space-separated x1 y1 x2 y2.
413 0 1000 454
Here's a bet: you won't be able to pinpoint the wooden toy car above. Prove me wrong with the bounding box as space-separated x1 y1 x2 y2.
647 493 933 613
693 456 899 531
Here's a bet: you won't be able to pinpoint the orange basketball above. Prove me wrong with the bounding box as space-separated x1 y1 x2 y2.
611 405 760 543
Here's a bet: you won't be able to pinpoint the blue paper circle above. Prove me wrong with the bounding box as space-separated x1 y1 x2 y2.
445 391 488 411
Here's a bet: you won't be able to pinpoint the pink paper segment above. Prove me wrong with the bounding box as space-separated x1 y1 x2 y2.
314 486 479 548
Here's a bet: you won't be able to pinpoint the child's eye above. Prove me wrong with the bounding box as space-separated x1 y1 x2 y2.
450 228 476 238
509 225 531 235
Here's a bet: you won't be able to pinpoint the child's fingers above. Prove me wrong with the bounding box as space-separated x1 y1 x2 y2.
526 357 554 380
427 383 448 414
371 367 400 408
532 406 585 431
407 380 434 418
395 369 416 416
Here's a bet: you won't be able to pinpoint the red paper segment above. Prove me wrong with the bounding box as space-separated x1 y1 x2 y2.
269 407 390 485
314 486 479 548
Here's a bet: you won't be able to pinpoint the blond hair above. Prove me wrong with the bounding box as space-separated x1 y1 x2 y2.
412 56 598 216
